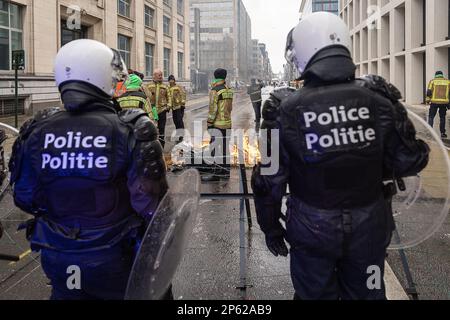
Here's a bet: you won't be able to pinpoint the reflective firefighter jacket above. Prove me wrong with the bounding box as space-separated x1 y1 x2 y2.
427 77 450 104
168 85 187 111
208 81 233 129
116 90 155 121
147 81 169 114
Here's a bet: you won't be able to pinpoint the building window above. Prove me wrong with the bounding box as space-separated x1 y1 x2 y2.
177 24 184 42
177 0 184 15
163 16 171 36
0 1 23 70
311 0 339 15
144 5 155 28
118 0 131 18
164 48 171 78
0 98 25 116
61 20 88 47
145 42 154 78
163 0 171 7
118 34 131 68
177 52 184 79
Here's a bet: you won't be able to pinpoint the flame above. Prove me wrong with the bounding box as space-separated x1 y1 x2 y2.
169 132 261 168
230 132 261 167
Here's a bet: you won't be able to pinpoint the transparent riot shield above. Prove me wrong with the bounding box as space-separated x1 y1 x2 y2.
125 169 201 300
0 123 20 261
389 110 450 250
0 123 18 200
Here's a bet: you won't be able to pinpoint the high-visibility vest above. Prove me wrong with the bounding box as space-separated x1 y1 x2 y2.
427 77 450 104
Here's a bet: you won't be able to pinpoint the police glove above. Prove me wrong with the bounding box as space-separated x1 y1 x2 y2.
265 225 289 257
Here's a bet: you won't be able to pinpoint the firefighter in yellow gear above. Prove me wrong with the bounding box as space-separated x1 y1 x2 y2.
116 74 156 122
147 69 169 147
203 68 234 182
168 75 187 143
427 71 450 138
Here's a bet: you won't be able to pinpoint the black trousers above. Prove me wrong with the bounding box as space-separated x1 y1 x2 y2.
173 109 185 143
158 110 168 148
252 101 262 125
173 108 185 130
428 104 448 134
286 197 393 300
209 128 230 176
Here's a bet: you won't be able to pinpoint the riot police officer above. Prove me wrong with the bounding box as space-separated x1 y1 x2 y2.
9 39 168 300
252 12 430 300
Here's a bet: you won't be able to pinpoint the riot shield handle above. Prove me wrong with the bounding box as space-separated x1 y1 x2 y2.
396 178 406 192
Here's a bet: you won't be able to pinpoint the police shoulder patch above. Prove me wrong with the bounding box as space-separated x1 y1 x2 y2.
34 107 61 122
270 87 297 104
119 108 147 124
19 107 61 139
357 75 402 103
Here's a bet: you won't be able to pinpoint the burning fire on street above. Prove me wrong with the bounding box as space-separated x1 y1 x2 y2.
168 130 262 168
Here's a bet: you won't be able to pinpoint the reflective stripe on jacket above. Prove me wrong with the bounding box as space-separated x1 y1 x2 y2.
427 77 450 104
116 90 155 121
208 81 233 129
168 85 187 111
147 82 169 114
247 84 263 103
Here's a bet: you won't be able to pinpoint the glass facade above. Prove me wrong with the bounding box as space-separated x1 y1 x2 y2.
0 0 23 70
311 0 339 15
190 0 252 82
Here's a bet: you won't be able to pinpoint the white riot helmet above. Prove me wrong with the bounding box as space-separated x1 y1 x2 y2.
285 12 352 76
55 39 128 97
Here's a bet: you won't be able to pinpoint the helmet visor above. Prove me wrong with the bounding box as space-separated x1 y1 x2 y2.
285 28 296 66
111 48 128 85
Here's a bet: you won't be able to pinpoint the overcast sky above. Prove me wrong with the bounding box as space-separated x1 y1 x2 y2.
242 0 301 74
